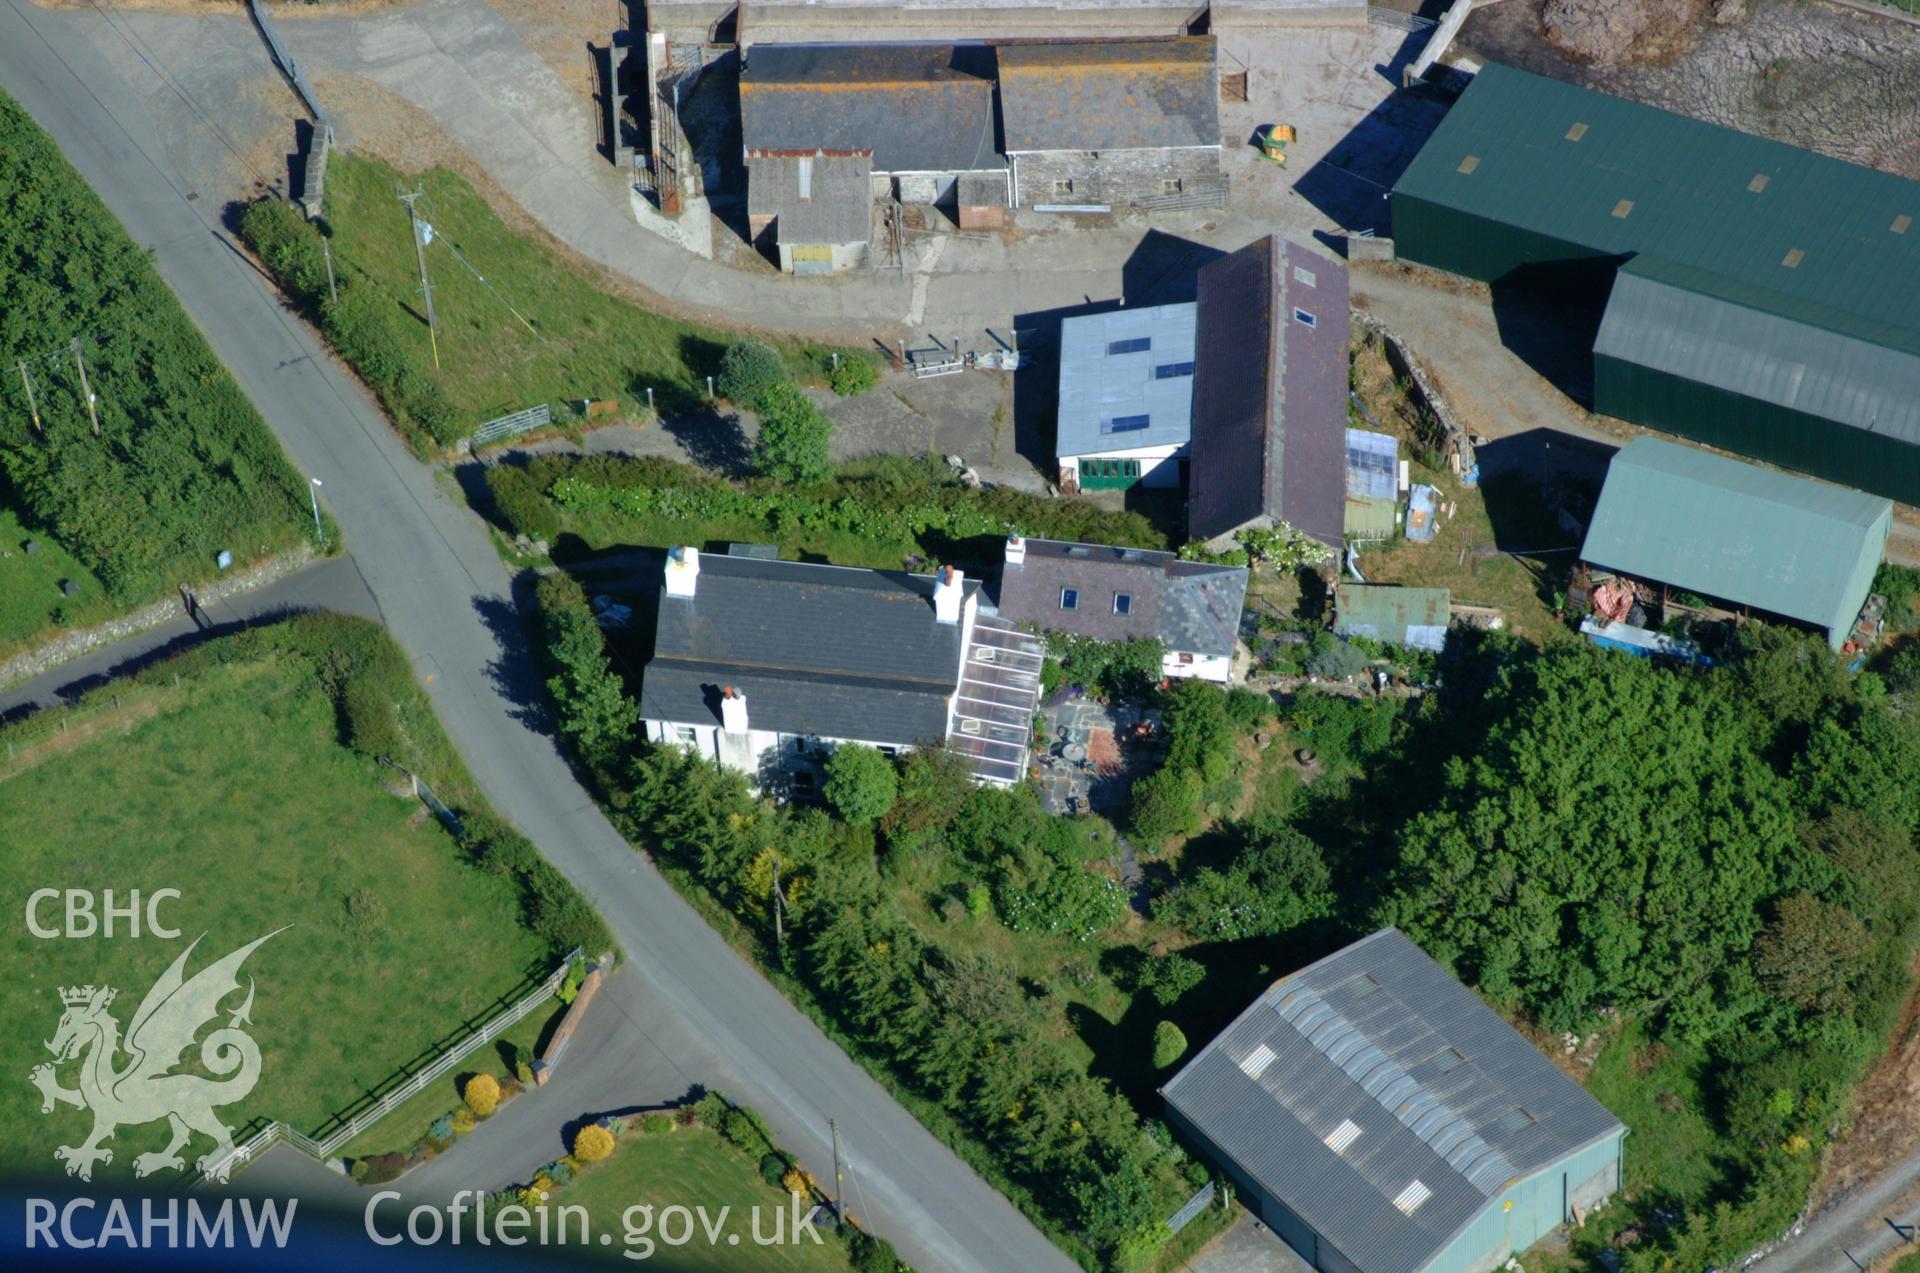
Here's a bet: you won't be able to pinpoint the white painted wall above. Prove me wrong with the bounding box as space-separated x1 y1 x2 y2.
1163 649 1232 683
1060 442 1185 489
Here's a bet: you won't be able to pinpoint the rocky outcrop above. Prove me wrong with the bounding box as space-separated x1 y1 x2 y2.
1542 0 1694 66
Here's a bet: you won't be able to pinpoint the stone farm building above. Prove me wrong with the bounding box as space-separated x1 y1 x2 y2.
1189 235 1351 549
737 36 1222 270
1164 928 1626 1273
638 548 1044 791
1391 62 1920 507
992 535 1249 682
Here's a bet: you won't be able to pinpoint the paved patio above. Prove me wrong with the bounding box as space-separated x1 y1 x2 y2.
1032 694 1161 817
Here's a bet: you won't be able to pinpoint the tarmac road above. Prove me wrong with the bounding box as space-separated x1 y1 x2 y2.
0 4 1078 1271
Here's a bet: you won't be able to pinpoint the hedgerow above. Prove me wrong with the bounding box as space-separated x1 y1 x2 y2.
0 93 311 603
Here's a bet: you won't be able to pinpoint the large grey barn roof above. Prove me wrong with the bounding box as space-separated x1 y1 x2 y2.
740 43 1000 174
997 38 1219 152
641 555 971 746
993 538 1247 658
1188 237 1349 547
1596 256 1920 449
1163 929 1624 1273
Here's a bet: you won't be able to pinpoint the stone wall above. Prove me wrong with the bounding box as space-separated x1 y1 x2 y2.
1012 146 1222 208
0 545 317 693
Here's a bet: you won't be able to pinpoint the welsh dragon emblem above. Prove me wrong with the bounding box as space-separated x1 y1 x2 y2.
29 929 285 1182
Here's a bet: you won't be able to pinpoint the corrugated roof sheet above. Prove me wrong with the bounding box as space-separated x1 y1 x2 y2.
998 37 1219 152
1055 302 1197 458
993 538 1247 658
1335 584 1450 652
747 151 874 245
741 43 1000 174
1393 63 1920 358
1163 929 1625 1273
1595 257 1920 448
1347 429 1399 501
640 555 972 745
1189 237 1349 546
1580 437 1891 639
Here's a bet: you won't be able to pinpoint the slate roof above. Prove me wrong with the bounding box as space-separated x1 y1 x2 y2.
1391 63 1920 359
1580 437 1891 643
1189 237 1349 547
994 538 1247 659
747 151 874 244
740 43 1000 174
1164 929 1625 1273
1055 302 1197 459
641 555 974 746
997 37 1220 152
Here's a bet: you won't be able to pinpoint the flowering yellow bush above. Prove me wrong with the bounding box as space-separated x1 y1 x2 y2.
464 1073 500 1118
573 1125 615 1162
451 1108 475 1135
780 1166 817 1197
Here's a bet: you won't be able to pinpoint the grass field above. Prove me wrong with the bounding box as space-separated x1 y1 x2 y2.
256 153 862 449
559 1125 853 1271
0 504 108 651
0 651 548 1184
337 998 565 1161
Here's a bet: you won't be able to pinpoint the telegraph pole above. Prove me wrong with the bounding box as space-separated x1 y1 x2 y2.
396 189 440 368
830 1119 844 1223
16 362 41 435
771 860 786 949
71 338 99 436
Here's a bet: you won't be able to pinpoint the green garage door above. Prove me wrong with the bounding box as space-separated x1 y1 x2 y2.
1079 458 1142 490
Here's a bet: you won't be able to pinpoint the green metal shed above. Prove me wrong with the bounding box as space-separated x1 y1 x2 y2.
1390 64 1920 506
1580 438 1891 649
1335 584 1451 652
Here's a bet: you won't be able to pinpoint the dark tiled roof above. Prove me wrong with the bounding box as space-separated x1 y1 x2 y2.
747 151 874 244
740 43 1000 174
998 37 1220 152
994 538 1246 658
1189 237 1349 547
640 555 973 746
1164 929 1625 1273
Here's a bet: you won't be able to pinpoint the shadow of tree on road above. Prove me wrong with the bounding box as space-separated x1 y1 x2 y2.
472 586 556 737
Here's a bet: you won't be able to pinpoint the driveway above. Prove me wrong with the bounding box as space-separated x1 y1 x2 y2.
0 5 1075 1270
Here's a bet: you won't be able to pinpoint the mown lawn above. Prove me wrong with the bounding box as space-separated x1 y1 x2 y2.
0 656 547 1184
337 998 565 1161
558 1124 854 1271
0 503 107 653
311 153 858 438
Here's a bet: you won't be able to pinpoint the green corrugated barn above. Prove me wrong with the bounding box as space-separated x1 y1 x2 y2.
1390 64 1920 507
1581 438 1891 649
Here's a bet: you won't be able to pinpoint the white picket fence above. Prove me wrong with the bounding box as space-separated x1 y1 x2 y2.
191 947 581 1187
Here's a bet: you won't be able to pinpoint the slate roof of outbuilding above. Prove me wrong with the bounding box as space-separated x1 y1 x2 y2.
740 43 1000 174
993 539 1247 659
997 37 1220 152
1163 929 1625 1273
746 151 874 244
1188 237 1349 547
640 555 972 745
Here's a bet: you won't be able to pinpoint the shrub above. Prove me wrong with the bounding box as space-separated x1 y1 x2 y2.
1156 823 1334 941
758 1153 789 1187
717 340 786 404
753 382 833 484
1137 952 1205 1006
722 1104 773 1154
1153 1021 1189 1070
642 1113 674 1135
533 573 636 774
691 1091 730 1129
428 1115 455 1143
1304 631 1369 680
452 1107 475 1135
464 1072 501 1118
354 1153 406 1185
830 357 878 397
781 1165 818 1196
573 1124 616 1162
848 1228 905 1273
486 465 561 539
1886 645 1920 695
824 744 899 826
516 1061 534 1084
1128 766 1203 846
